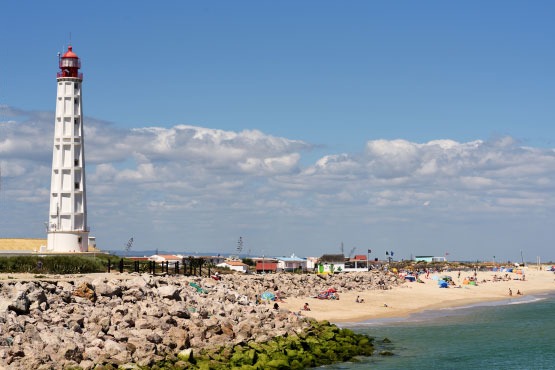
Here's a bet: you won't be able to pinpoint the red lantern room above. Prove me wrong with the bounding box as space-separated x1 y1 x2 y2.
57 45 82 79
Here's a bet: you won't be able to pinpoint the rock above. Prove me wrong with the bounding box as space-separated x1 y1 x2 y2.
73 282 96 302
103 339 127 357
92 280 122 298
61 342 83 362
8 292 30 315
146 332 163 344
167 302 190 319
27 286 48 307
156 285 181 300
98 316 111 333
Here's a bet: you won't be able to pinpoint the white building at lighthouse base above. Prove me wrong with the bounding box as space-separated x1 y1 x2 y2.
46 230 89 253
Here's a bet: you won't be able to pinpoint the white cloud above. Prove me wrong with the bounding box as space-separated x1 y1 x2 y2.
2 106 555 260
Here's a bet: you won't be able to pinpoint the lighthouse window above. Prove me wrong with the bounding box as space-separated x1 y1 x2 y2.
74 159 79 166
78 237 82 243
75 182 80 190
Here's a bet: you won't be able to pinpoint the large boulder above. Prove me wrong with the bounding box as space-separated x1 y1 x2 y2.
92 279 122 298
73 282 96 302
8 292 30 315
156 285 181 300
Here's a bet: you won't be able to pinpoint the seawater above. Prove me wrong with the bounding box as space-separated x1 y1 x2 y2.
327 293 555 370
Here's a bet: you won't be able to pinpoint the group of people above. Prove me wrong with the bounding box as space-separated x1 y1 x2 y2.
508 288 523 296
492 273 512 282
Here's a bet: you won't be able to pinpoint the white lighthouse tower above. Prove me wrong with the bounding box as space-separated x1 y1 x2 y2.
46 45 89 252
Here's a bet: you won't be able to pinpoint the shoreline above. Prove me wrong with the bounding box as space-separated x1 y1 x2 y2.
280 268 555 324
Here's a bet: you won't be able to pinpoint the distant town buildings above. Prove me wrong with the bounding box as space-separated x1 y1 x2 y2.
414 256 447 263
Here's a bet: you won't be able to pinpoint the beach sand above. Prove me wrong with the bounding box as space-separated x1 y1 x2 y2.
280 267 555 323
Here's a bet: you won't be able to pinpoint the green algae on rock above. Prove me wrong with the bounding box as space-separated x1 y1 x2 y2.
143 319 377 370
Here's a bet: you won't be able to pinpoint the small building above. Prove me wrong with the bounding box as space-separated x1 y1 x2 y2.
344 255 368 272
255 260 278 273
305 257 319 270
217 261 249 273
414 256 447 263
317 254 346 274
197 255 226 265
276 254 307 272
149 254 182 266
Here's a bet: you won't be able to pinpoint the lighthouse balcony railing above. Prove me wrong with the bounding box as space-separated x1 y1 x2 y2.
46 224 90 232
57 72 83 79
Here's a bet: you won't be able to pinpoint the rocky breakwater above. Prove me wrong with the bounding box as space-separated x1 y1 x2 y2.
0 271 402 369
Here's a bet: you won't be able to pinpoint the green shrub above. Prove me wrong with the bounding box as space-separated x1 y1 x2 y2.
0 255 107 274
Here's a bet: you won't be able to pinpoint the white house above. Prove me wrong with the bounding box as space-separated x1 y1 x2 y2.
217 261 249 273
149 254 182 266
276 254 307 272
305 257 319 270
343 255 369 272
316 254 346 274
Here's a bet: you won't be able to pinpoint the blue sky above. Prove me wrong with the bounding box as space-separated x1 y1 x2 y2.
1 1 555 262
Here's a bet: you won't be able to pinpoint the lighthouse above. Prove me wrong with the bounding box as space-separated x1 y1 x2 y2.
46 45 89 252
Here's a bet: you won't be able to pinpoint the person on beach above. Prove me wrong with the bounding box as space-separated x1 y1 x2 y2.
517 290 522 295
303 303 311 311
274 287 284 302
509 288 513 296
355 296 364 303
273 302 279 310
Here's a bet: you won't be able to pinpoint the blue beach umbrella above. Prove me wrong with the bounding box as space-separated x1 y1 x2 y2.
261 292 275 300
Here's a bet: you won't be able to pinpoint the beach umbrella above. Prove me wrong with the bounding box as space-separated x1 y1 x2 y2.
261 292 275 300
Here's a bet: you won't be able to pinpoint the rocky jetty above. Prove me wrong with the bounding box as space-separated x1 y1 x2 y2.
0 271 401 369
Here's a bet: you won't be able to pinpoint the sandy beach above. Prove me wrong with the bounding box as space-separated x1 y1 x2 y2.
280 267 555 323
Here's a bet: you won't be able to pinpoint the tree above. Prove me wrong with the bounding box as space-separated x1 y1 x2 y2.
242 258 255 266
125 237 134 256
